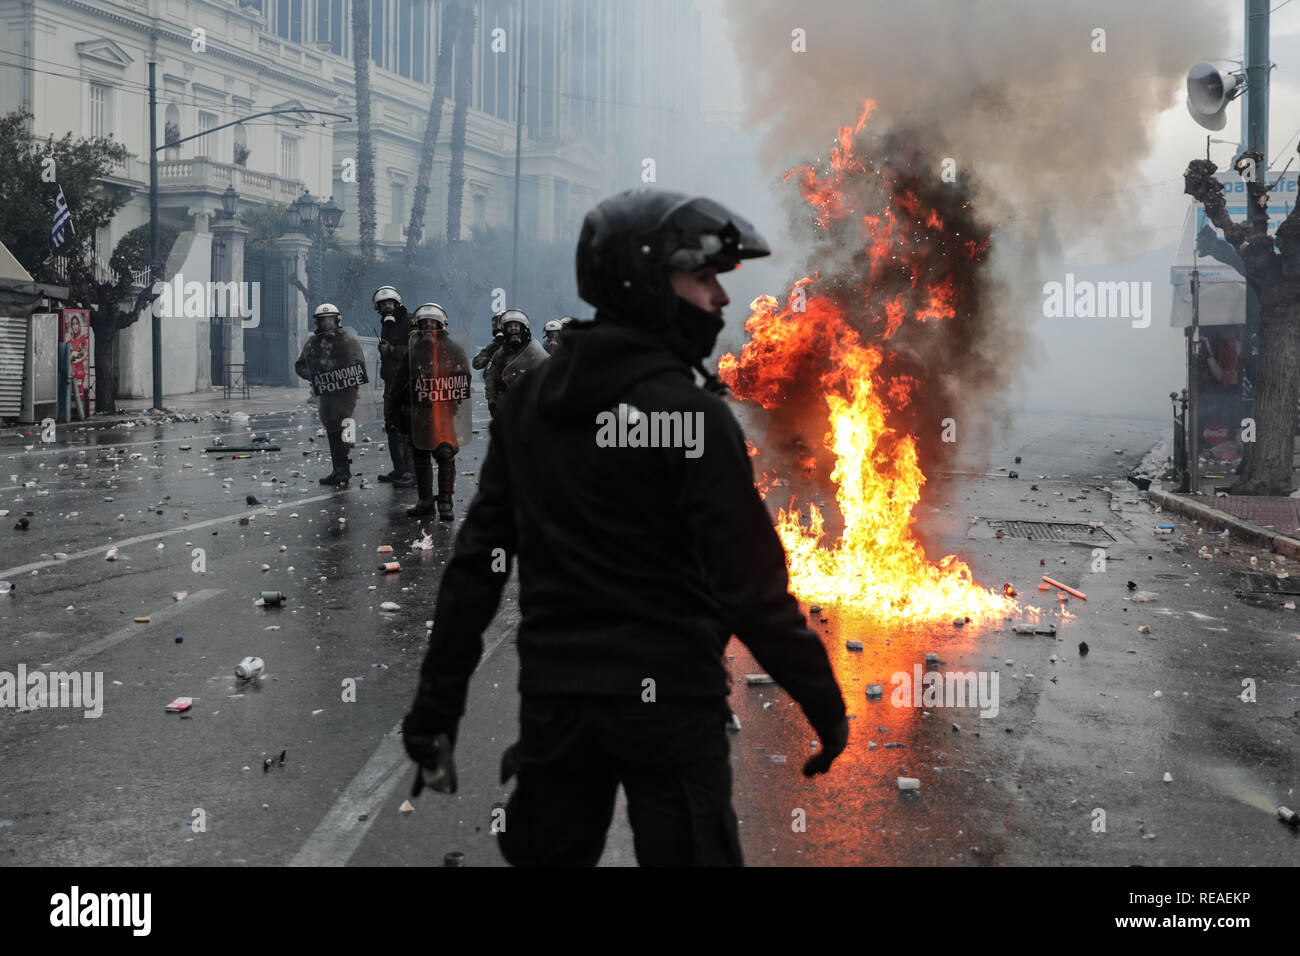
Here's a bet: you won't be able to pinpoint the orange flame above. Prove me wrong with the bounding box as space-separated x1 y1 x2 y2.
721 104 1014 622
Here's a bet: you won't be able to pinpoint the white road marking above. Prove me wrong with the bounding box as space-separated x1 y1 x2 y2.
39 588 225 670
287 625 514 867
0 492 337 579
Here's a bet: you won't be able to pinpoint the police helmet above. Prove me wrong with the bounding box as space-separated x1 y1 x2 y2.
313 302 342 333
543 319 564 334
372 286 402 311
495 309 530 334
412 302 449 331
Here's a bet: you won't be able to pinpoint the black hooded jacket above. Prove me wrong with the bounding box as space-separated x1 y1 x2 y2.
407 312 845 744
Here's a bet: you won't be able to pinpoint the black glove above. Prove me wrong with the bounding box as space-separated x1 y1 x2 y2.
403 720 458 795
802 716 849 778
493 331 504 343
378 340 392 356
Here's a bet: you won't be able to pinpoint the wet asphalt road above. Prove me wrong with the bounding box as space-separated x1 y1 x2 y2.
1 399 1297 867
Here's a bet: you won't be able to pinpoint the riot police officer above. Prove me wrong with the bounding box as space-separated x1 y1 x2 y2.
374 285 415 488
541 319 564 354
471 311 505 417
295 303 368 486
542 316 577 355
486 309 548 407
387 303 471 520
401 190 848 866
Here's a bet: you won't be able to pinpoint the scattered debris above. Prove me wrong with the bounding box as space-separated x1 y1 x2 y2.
845 639 863 651
380 601 401 612
257 591 285 607
745 674 775 685
1041 576 1086 600
105 547 119 561
865 685 883 699
1162 772 1173 783
133 616 151 623
897 777 921 791
1078 642 1089 656
726 712 741 732
380 562 401 573
400 800 415 814
1278 806 1299 828
165 697 193 713
1138 625 1151 634
236 657 265 680
1012 623 1056 636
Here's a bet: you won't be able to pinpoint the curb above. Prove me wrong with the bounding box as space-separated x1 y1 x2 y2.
1148 486 1300 560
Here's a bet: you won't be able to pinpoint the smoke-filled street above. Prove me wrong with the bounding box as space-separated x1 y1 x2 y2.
2 397 1293 868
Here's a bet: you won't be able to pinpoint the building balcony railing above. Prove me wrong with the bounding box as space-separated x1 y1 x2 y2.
49 251 151 290
158 158 303 206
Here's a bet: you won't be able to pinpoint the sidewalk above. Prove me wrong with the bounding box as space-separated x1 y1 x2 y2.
1147 485 1300 559
0 385 317 439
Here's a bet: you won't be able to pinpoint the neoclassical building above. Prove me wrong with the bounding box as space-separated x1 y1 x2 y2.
0 0 702 397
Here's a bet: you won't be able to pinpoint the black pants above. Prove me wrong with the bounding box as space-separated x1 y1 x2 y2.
497 696 743 867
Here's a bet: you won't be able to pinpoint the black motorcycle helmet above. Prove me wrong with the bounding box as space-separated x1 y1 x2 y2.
575 189 770 325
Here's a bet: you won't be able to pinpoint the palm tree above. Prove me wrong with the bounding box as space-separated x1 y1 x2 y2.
445 1 477 242
352 0 377 265
405 0 465 259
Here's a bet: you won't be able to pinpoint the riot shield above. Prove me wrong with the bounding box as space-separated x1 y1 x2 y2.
409 327 473 453
500 339 548 391
306 331 369 396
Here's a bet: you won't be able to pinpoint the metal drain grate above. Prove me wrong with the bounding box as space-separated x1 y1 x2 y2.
986 519 1116 543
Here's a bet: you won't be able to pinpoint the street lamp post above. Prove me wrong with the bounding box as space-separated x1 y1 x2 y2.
288 189 343 306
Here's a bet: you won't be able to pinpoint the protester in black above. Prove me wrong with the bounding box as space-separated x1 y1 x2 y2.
402 189 848 866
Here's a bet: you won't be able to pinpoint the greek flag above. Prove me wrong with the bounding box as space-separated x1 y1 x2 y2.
51 185 74 249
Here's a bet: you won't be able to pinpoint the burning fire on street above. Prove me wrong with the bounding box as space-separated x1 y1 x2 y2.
720 102 1018 622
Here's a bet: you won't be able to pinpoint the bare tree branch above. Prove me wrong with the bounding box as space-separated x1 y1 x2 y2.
1184 159 1249 247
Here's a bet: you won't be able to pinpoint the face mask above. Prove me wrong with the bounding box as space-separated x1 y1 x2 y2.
382 313 396 323
669 296 725 362
505 333 524 351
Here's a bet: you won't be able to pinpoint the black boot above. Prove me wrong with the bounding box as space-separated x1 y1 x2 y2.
378 433 404 482
320 431 351 486
394 441 416 489
436 451 455 521
407 448 436 516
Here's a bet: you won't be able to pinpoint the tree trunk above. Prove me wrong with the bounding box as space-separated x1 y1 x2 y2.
1234 287 1300 494
92 322 117 414
405 0 463 259
445 4 476 243
352 0 376 265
